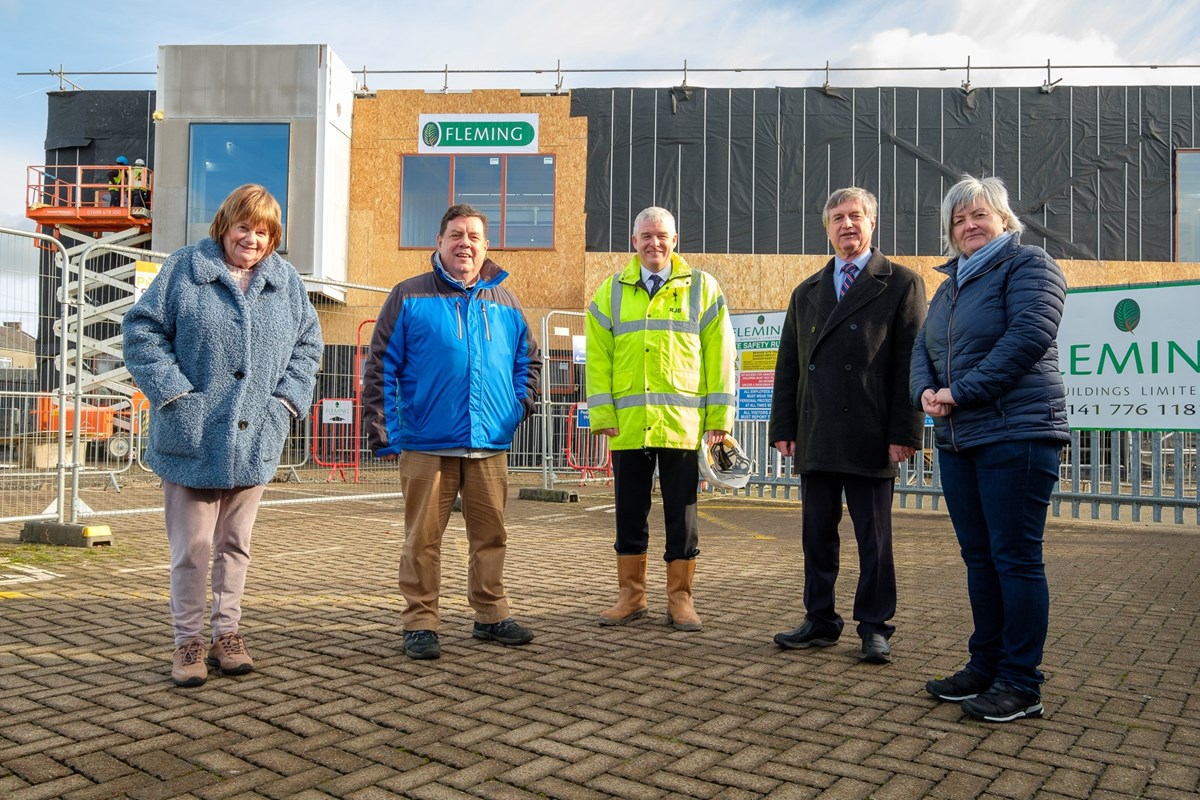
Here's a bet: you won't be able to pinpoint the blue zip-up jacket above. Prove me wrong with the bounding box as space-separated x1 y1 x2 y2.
362 253 541 456
909 235 1070 451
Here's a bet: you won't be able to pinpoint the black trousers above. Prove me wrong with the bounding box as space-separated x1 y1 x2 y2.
800 471 897 638
612 447 699 562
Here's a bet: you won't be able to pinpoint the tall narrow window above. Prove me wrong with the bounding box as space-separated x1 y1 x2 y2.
399 154 555 249
188 124 290 247
504 155 555 249
1178 150 1200 262
399 156 450 248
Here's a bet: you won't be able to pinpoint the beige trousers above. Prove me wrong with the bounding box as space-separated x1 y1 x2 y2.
162 480 265 646
397 451 512 630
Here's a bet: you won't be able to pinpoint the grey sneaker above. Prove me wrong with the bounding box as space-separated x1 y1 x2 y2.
403 630 441 660
171 638 208 687
472 617 534 645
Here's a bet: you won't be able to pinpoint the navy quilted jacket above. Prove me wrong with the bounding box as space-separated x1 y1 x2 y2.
909 235 1071 451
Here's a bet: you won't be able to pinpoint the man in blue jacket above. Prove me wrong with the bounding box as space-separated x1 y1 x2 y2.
362 204 542 660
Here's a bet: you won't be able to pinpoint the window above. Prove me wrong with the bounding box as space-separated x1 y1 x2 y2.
399 155 555 249
187 124 290 247
1178 150 1200 262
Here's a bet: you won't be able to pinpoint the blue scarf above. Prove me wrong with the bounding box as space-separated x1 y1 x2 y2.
956 231 1013 285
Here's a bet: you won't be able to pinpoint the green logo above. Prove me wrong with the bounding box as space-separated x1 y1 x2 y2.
422 122 440 147
1113 298 1140 334
757 315 765 324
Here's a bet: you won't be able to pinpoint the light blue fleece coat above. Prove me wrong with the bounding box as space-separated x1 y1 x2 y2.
122 237 323 488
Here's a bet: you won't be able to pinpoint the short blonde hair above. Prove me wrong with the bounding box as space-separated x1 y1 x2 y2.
209 184 284 254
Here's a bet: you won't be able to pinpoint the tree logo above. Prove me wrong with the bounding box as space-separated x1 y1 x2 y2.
1113 298 1140 334
421 122 440 147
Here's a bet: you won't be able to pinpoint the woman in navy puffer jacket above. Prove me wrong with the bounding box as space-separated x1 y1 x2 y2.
910 175 1069 724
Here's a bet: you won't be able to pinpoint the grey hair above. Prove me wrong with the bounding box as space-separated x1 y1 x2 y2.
941 175 1025 256
822 187 878 227
633 206 677 235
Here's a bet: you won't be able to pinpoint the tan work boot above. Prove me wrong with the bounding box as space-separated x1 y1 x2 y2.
171 638 208 687
598 554 649 626
666 559 702 631
205 632 254 675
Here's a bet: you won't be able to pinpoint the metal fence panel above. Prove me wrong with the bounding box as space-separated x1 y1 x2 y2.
1 225 1196 527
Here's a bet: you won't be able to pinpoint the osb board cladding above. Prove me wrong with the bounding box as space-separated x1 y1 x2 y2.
347 88 588 309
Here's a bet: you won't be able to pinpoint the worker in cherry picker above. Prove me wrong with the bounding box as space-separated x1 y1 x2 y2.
131 158 151 210
108 156 129 207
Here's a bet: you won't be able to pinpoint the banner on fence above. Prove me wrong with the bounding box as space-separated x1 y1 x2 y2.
1059 281 1200 431
731 312 785 421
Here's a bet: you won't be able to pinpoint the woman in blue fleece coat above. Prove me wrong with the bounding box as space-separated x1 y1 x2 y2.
910 175 1069 724
123 184 323 688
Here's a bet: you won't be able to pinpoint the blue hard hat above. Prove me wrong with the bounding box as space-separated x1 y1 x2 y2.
116 156 129 165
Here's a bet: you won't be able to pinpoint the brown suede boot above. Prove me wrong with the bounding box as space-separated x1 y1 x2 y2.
598 554 649 626
666 558 702 631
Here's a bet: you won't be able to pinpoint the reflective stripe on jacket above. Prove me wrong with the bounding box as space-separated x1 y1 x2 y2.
585 253 736 451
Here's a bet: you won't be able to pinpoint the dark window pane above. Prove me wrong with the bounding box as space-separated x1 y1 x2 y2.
400 156 450 247
504 155 555 249
187 124 289 247
399 154 557 251
1179 151 1200 261
454 156 503 229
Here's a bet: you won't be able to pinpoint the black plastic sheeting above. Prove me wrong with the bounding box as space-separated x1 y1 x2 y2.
44 90 156 165
571 85 1200 261
35 91 156 391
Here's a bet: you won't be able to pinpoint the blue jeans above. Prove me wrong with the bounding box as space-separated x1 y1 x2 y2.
938 439 1062 697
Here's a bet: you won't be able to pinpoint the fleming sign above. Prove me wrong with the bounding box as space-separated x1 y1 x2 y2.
1057 281 1200 431
418 114 539 153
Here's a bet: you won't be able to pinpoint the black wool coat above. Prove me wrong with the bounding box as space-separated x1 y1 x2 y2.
768 248 927 478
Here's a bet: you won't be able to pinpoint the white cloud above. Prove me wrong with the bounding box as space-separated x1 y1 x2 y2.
0 0 1197 233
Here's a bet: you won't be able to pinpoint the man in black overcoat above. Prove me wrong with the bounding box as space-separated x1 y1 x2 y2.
768 186 927 664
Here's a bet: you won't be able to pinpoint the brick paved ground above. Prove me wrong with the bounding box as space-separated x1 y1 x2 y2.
1 487 1198 799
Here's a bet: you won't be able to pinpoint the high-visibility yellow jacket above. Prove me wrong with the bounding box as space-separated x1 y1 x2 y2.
585 252 736 451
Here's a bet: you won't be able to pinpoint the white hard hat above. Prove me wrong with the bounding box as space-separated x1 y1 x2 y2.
134 158 145 166
698 434 752 490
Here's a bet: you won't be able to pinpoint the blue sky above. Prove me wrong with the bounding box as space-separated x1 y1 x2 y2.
1 0 1199 232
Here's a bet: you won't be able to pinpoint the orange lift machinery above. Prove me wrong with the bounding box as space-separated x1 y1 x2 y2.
23 160 154 464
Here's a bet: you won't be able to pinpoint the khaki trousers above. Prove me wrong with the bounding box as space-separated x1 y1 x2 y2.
397 451 511 630
162 480 265 646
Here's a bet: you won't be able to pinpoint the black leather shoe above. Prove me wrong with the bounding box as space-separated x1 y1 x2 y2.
860 633 891 663
773 620 839 649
